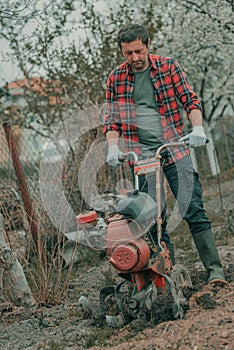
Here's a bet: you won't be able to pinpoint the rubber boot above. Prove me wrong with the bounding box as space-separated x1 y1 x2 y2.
192 229 226 283
166 242 175 265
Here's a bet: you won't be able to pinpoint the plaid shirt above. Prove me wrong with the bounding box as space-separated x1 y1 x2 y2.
103 54 202 163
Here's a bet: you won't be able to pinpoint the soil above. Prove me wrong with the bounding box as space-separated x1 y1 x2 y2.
0 179 234 350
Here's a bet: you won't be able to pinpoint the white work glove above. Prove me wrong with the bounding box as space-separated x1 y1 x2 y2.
107 145 123 166
179 126 207 148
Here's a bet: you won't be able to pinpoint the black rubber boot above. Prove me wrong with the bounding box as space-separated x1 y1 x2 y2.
193 229 226 283
166 242 175 265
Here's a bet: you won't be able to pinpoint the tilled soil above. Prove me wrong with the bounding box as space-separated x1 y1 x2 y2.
0 179 234 350
0 246 233 350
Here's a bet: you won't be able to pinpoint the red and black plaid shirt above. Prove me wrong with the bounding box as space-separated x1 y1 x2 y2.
103 54 202 163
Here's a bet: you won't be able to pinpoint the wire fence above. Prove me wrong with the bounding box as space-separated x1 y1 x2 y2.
195 118 234 177
0 117 233 239
0 123 122 236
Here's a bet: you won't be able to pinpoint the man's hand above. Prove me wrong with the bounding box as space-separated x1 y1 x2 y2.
107 145 123 166
179 126 207 147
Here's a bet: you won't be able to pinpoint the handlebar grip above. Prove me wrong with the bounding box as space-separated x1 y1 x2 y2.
118 154 128 162
118 151 139 163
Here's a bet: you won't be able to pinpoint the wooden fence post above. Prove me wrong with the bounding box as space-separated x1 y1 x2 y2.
3 122 46 262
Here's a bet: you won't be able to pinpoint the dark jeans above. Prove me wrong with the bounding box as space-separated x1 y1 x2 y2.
163 155 211 235
131 155 211 240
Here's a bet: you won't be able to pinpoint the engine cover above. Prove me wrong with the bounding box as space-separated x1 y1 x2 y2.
109 243 138 272
108 237 150 273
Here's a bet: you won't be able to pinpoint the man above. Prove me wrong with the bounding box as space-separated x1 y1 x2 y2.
103 24 226 283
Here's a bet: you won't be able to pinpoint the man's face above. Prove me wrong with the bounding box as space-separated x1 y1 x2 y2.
121 38 149 72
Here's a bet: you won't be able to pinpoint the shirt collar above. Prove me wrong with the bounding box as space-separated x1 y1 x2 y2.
148 54 158 70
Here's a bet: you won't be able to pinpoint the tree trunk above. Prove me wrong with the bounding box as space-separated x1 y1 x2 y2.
205 128 220 176
0 214 36 307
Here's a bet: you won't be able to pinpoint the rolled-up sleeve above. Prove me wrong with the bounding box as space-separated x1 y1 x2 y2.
103 75 122 136
171 60 202 118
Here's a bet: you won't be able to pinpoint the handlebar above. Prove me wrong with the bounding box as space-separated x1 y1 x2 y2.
118 139 209 163
118 151 139 163
118 141 190 191
117 138 209 249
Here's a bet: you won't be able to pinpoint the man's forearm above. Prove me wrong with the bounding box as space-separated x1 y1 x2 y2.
189 109 203 127
106 131 120 146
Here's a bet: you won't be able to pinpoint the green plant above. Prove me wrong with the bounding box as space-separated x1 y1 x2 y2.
80 328 113 349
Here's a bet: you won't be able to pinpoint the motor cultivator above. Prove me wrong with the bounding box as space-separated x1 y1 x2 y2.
76 143 193 327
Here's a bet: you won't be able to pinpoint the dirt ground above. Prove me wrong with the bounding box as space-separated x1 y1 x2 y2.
0 179 234 350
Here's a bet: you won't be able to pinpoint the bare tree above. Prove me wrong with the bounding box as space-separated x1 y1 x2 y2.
0 0 233 171
156 0 234 174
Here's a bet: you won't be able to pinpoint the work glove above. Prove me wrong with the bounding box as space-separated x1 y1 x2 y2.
179 126 207 148
107 145 123 166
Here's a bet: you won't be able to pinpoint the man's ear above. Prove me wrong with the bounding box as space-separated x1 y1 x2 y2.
147 38 151 47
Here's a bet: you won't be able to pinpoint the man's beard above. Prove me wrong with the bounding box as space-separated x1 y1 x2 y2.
131 60 146 71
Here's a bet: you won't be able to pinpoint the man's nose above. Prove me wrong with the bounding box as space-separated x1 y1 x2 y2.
132 52 139 61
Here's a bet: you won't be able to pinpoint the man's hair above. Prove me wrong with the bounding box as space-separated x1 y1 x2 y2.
117 24 149 50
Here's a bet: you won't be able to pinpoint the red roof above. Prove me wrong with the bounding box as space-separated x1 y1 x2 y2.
6 76 64 105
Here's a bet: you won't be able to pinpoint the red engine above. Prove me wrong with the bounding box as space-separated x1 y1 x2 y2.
106 217 151 273
76 208 172 280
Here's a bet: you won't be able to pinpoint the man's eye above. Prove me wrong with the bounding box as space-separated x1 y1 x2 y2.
125 50 142 55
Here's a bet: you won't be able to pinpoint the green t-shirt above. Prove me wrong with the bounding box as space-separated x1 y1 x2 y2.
133 66 163 157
